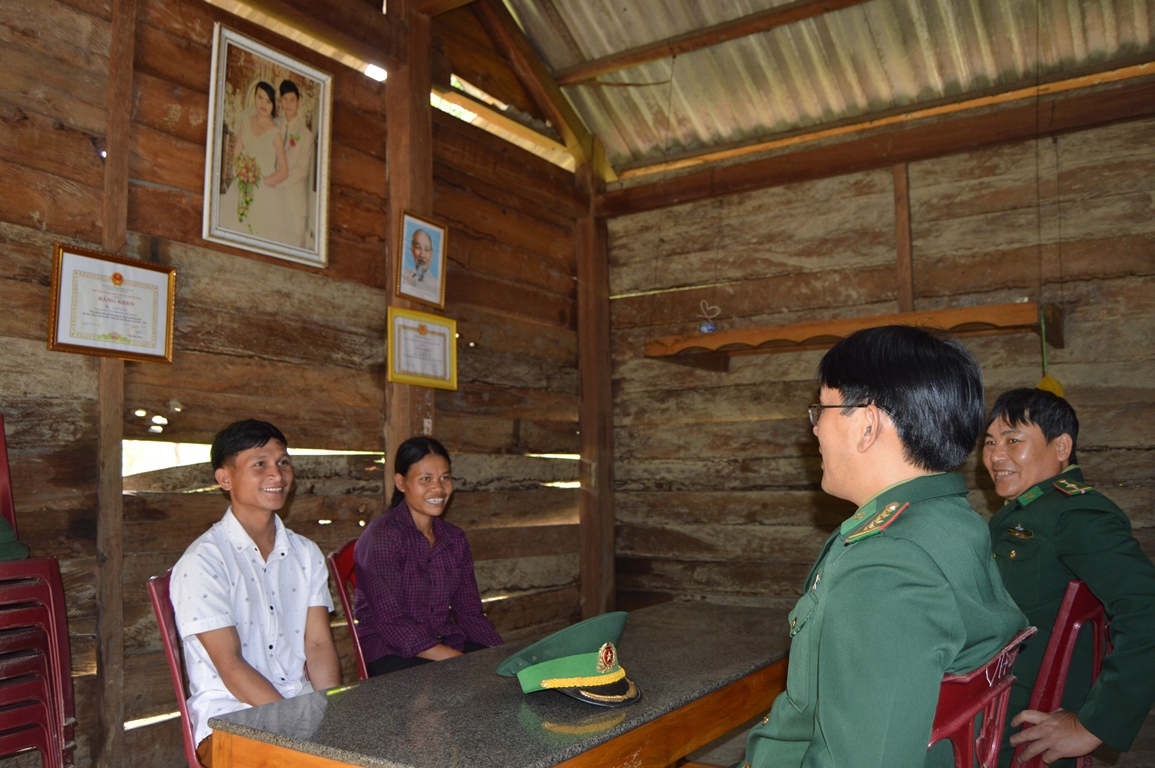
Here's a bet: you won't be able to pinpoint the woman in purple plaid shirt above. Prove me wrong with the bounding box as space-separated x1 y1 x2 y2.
353 437 503 677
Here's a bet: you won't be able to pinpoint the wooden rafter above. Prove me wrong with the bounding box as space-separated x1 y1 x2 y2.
598 72 1155 217
472 0 594 164
415 0 476 15
617 60 1155 180
554 0 873 87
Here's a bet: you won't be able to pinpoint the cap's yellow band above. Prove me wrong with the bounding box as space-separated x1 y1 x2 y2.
540 666 626 690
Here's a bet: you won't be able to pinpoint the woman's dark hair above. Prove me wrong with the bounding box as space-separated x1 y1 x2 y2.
817 325 985 472
391 436 451 509
254 81 277 117
987 388 1079 464
211 419 287 470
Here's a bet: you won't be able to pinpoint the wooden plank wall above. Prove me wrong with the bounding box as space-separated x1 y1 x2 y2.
0 0 583 766
0 0 113 763
607 117 1155 611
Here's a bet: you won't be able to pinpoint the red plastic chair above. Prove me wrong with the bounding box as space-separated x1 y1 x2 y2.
147 571 207 768
0 670 60 768
0 708 59 768
929 626 1038 768
0 413 17 538
0 559 76 756
1014 581 1110 768
327 539 368 681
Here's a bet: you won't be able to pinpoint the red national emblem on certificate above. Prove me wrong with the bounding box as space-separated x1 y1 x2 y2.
596 642 617 673
418 323 428 335
111 272 124 286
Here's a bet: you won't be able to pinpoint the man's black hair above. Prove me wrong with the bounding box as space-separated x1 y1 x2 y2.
211 419 288 470
817 325 985 473
987 388 1079 465
279 79 300 98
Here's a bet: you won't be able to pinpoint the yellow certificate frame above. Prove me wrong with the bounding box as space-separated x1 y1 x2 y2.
387 307 457 390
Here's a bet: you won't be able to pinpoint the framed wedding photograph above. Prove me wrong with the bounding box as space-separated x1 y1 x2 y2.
387 307 457 391
48 244 176 364
396 211 448 309
203 24 332 267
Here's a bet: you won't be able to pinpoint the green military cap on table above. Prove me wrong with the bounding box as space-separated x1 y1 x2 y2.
496 611 641 708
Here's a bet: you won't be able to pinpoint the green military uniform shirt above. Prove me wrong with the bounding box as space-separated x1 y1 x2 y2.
0 516 27 561
990 466 1155 768
742 472 1026 768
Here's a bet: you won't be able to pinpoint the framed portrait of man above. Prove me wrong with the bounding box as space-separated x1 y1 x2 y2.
203 24 332 267
396 212 448 309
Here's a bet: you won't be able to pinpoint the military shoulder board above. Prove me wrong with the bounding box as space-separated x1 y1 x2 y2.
1054 478 1093 496
845 502 909 544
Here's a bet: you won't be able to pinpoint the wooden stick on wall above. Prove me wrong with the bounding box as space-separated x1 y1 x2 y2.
97 0 137 765
576 138 614 618
893 163 913 313
384 0 436 475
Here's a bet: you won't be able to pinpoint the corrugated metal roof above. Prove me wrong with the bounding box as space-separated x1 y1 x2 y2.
504 0 1155 172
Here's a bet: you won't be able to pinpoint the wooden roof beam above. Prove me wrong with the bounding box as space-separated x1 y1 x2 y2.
597 73 1155 217
472 0 595 166
554 0 873 87
415 0 477 15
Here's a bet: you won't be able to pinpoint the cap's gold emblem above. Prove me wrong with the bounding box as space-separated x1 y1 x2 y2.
596 642 617 674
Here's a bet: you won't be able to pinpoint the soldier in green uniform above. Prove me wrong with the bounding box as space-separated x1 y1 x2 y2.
984 388 1155 767
739 326 1027 768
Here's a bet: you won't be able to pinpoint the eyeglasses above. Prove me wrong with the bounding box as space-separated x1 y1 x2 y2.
808 403 873 427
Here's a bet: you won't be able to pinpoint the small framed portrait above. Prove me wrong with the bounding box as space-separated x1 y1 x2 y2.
203 24 332 267
387 307 457 391
48 244 176 364
396 212 448 309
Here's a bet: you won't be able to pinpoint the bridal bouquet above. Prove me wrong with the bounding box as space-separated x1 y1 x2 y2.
233 153 262 224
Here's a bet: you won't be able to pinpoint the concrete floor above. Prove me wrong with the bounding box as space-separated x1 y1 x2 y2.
685 711 1155 768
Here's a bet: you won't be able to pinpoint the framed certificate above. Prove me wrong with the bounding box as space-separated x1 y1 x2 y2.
48 244 176 364
387 307 457 390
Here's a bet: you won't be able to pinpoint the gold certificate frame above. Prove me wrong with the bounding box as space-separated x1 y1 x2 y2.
47 244 176 364
387 307 457 390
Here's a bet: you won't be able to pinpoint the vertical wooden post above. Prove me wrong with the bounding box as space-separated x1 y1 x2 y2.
384 0 435 476
576 139 614 618
893 163 913 313
97 0 136 764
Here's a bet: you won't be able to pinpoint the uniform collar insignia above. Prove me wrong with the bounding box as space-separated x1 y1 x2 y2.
1017 486 1045 506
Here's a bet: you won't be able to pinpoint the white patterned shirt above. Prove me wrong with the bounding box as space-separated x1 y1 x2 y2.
170 508 333 745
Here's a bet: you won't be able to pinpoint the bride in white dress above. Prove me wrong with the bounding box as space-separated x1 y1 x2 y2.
223 81 289 241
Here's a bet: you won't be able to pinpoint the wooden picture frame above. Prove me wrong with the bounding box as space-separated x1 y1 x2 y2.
203 24 332 267
387 307 457 390
48 244 176 364
395 211 448 309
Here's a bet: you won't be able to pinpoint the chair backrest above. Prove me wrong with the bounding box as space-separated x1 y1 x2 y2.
326 539 367 681
0 558 75 736
1015 581 1110 768
929 626 1038 768
0 413 17 538
147 571 207 768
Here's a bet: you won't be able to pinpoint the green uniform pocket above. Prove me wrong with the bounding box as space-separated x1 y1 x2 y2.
992 537 1042 609
784 591 818 710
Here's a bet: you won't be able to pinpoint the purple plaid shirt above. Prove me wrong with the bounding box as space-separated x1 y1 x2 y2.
352 502 502 661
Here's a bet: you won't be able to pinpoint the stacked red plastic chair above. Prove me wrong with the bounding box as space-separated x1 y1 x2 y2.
0 413 77 767
1015 580 1110 768
0 556 77 768
327 539 368 681
929 626 1038 768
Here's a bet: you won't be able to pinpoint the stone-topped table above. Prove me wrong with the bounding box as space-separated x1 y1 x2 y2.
210 601 791 768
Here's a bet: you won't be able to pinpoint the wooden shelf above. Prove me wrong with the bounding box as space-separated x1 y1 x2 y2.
644 302 1063 371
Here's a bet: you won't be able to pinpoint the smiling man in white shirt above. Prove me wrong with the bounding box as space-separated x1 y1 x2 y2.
170 419 340 766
